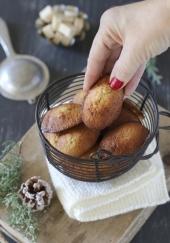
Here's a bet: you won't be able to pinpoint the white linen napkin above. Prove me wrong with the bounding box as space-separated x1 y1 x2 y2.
47 140 169 222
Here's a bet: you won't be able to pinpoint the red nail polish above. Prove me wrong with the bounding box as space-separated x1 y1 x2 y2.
110 78 124 90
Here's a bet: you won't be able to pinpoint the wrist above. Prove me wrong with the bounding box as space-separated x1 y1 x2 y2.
154 0 170 11
149 0 170 22
166 0 170 9
148 0 170 9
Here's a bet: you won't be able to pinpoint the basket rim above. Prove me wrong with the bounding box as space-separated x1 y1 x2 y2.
35 72 159 164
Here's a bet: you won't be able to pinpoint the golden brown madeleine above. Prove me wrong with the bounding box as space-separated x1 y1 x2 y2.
55 124 99 157
123 99 144 121
82 75 124 130
114 108 139 126
100 122 149 155
41 103 82 133
72 89 87 105
109 99 144 128
43 132 59 148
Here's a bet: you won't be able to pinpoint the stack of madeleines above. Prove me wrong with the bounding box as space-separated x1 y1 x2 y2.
41 75 149 158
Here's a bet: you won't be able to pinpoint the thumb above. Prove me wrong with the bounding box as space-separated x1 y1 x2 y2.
110 41 144 90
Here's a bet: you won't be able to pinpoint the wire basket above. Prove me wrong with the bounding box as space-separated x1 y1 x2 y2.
36 73 160 182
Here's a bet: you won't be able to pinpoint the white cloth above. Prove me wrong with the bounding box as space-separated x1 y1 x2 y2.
47 140 169 222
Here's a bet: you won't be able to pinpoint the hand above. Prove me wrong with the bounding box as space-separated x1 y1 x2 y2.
84 0 170 95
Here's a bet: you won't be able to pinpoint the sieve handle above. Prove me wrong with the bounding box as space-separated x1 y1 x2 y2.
0 18 16 57
159 111 170 130
141 132 159 160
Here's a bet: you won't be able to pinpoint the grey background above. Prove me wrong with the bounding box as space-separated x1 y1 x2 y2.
0 0 170 242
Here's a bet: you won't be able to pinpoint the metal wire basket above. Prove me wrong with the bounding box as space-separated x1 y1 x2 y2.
36 73 163 182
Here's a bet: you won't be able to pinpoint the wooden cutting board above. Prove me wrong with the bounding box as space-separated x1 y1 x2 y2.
0 108 170 243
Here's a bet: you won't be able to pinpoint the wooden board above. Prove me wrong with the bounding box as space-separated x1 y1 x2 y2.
0 109 170 243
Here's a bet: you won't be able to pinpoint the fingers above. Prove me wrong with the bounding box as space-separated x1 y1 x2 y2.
104 46 122 74
124 63 146 96
83 31 114 91
110 41 142 90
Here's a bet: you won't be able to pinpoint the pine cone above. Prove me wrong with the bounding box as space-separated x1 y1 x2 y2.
18 176 53 211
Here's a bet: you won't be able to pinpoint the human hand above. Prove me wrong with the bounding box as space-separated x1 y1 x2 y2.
84 0 170 95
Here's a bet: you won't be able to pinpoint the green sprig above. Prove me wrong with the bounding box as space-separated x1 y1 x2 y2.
0 141 39 243
3 193 38 243
146 58 162 85
0 142 22 202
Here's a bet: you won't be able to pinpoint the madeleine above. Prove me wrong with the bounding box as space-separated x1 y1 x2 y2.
41 103 82 133
43 132 59 148
82 76 123 130
112 99 144 128
73 89 87 105
100 122 149 155
55 124 99 157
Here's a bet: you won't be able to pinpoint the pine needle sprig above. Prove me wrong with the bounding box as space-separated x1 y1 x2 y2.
0 141 16 159
0 143 22 202
3 193 38 243
146 58 162 85
0 141 39 242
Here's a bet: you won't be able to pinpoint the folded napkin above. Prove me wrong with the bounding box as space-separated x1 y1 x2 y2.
47 140 169 222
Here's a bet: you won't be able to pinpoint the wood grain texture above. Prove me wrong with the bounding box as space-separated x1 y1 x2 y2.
0 108 170 243
0 1 170 243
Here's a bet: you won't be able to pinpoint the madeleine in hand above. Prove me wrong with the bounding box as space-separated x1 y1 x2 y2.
82 76 123 130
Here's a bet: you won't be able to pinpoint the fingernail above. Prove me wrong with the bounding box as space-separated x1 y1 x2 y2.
110 78 124 90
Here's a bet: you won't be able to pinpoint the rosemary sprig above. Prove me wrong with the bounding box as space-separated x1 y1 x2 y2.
3 193 38 243
0 142 22 202
0 141 39 243
0 141 16 159
146 58 162 85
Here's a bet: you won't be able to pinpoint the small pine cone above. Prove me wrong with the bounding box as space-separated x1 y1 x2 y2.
18 176 53 211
